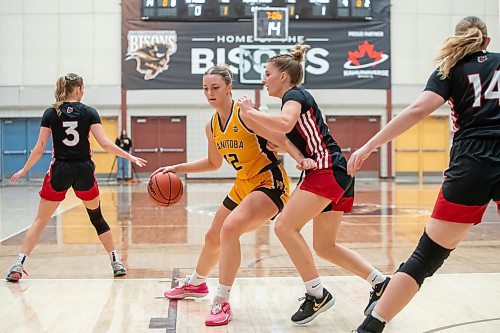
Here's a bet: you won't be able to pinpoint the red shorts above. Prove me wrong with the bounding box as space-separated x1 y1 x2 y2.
40 160 99 202
431 138 500 224
300 168 354 213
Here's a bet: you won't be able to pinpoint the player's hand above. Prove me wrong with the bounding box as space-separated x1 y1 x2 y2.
347 145 372 176
128 155 147 167
237 96 254 114
150 165 176 178
10 168 27 183
296 158 317 171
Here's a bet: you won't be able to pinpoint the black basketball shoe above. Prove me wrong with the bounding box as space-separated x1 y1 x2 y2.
364 277 391 315
291 288 335 325
353 314 386 333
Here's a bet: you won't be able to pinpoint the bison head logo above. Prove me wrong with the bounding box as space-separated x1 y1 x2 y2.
126 30 178 80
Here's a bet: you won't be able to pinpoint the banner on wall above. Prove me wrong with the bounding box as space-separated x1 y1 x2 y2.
122 4 391 90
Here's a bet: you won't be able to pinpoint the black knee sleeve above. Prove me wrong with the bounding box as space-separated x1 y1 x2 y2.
397 231 453 287
86 204 110 235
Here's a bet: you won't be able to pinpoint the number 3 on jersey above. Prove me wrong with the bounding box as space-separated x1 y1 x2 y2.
468 70 500 107
62 121 80 146
224 153 243 171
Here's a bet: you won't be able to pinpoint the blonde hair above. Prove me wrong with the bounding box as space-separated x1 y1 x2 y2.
203 65 233 85
436 16 488 79
268 44 310 86
53 73 83 116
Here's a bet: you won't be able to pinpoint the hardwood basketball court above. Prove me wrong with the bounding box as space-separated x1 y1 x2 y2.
0 180 499 332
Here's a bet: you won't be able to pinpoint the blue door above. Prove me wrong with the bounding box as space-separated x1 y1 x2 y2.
28 118 53 179
2 119 28 179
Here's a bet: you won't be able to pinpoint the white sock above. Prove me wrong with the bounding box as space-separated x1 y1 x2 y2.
188 270 207 286
214 283 232 302
304 277 324 299
372 310 387 323
109 250 121 263
16 253 27 265
366 269 386 288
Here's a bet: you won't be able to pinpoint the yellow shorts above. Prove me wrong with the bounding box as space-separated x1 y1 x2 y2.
223 163 290 213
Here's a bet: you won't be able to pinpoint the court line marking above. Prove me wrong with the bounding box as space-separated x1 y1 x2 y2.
148 267 179 332
423 317 500 332
8 272 500 282
12 278 171 281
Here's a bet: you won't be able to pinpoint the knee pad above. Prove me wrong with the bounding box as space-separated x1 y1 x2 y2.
397 231 453 287
86 205 110 235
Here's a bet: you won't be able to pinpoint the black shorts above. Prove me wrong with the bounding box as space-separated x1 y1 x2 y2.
40 159 99 201
432 138 500 223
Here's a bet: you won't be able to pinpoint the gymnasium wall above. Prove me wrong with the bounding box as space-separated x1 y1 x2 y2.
0 0 498 179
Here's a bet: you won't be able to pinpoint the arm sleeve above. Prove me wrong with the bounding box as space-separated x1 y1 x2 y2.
40 108 53 128
282 89 310 114
424 69 451 101
87 106 102 125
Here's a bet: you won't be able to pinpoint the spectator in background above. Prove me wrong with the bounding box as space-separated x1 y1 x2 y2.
115 130 132 180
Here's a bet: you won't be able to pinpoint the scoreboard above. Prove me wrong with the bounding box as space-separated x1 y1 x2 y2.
141 0 373 21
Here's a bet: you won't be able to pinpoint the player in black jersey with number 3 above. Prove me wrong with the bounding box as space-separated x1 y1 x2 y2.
348 17 500 333
6 73 147 282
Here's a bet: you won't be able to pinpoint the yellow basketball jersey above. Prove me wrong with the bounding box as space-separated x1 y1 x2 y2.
212 101 280 179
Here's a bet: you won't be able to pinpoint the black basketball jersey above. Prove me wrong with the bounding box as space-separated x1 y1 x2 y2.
282 86 341 170
425 50 500 141
41 102 101 160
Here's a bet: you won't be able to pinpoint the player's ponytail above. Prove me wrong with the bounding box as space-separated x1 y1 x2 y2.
53 73 83 116
436 16 488 79
54 76 67 116
268 44 310 86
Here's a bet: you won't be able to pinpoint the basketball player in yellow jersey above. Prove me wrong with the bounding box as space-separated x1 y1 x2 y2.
212 101 289 203
153 65 315 327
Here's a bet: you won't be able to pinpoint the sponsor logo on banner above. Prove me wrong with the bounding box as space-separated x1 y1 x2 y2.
126 30 178 80
343 40 389 79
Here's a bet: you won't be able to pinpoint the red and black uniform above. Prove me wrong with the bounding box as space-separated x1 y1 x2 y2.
39 102 101 201
283 86 354 212
425 50 500 223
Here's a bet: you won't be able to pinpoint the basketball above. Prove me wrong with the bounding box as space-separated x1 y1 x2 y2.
148 172 183 206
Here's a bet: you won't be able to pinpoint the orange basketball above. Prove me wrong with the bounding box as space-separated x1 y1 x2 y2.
147 172 183 206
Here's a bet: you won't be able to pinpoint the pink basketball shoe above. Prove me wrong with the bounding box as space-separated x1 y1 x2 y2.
164 277 209 300
205 301 232 326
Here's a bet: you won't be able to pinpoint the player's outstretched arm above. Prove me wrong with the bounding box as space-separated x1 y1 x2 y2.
90 123 147 167
11 127 51 183
347 91 444 176
150 121 223 177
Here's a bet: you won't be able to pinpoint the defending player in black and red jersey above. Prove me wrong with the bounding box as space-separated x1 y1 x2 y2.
348 16 499 333
238 44 389 325
6 73 147 282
